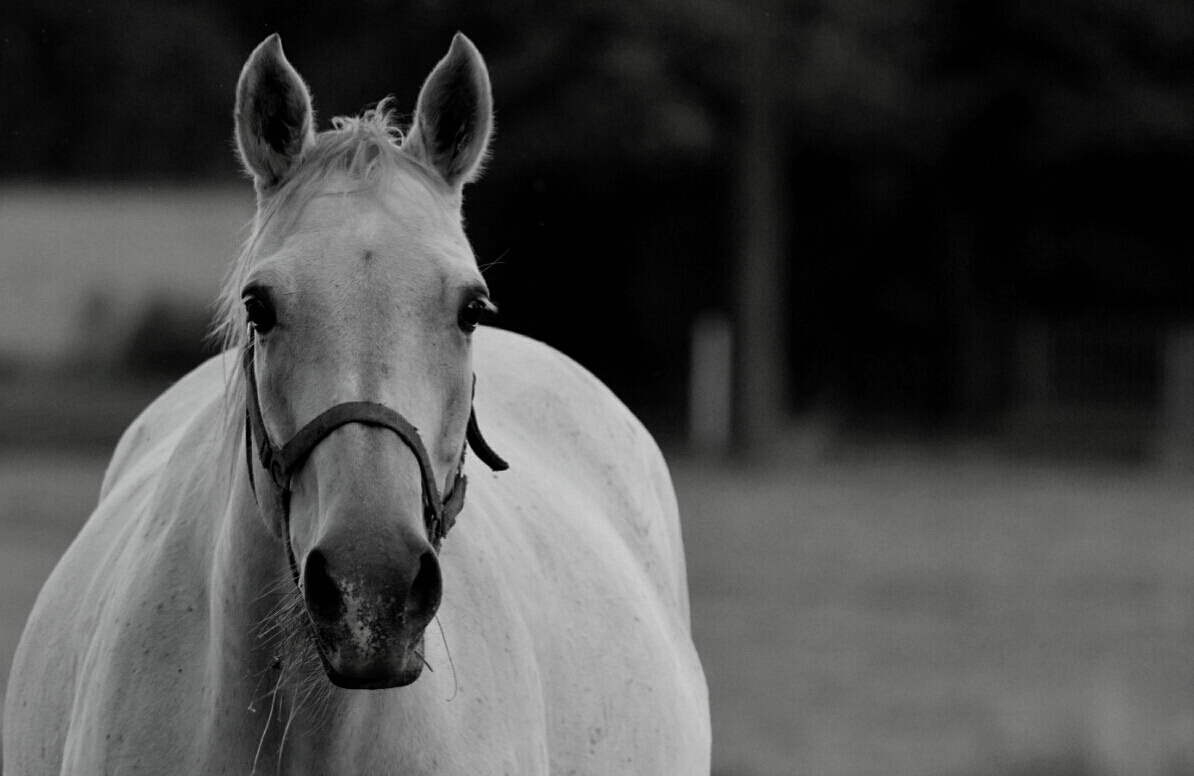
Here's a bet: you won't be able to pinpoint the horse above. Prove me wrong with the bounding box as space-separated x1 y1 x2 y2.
3 33 710 775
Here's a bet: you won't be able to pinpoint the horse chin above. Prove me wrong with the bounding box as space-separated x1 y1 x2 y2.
316 633 426 690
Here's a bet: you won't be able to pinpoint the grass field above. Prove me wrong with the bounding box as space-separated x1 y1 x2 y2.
677 449 1194 776
1 445 1192 776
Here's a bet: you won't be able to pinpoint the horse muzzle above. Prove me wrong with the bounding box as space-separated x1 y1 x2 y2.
301 536 442 689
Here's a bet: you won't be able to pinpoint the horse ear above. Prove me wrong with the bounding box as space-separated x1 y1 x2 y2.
234 34 315 191
402 33 493 190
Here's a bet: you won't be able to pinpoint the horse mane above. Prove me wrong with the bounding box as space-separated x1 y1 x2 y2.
211 97 443 357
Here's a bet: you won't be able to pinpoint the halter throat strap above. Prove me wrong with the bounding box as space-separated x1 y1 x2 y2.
241 338 507 553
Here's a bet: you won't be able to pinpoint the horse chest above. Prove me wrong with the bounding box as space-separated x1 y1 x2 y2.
439 486 706 774
60 578 550 776
6 340 709 775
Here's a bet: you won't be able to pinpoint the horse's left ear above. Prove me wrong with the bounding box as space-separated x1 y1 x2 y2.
402 33 493 190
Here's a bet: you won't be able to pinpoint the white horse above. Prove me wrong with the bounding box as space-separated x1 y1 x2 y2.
3 34 710 774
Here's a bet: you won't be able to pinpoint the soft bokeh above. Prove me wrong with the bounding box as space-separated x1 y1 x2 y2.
2 2 1192 774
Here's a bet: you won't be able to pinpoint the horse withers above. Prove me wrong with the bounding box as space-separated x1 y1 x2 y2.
3 33 711 774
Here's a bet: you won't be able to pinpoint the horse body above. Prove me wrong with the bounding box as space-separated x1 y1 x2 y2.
4 33 709 775
7 328 707 774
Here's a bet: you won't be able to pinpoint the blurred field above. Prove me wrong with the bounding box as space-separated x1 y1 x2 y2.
0 186 252 359
677 449 1194 776
1 445 1192 775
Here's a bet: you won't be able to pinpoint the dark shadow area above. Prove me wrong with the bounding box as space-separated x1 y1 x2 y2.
3 0 1191 457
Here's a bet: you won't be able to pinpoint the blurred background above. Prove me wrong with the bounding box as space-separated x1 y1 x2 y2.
1 1 1193 774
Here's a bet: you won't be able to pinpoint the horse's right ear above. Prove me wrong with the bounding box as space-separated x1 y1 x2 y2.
234 34 315 192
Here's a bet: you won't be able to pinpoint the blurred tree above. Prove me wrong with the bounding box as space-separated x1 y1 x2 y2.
0 0 244 178
1 0 1191 438
934 0 1194 418
557 0 934 453
604 0 1193 438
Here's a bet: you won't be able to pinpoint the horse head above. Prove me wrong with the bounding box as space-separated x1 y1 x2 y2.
230 33 495 689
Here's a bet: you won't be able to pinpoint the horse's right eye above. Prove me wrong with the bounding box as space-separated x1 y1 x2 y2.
244 294 276 334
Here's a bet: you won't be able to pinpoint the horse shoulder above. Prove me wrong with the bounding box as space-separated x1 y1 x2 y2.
470 328 709 771
473 327 690 626
5 354 234 775
100 352 236 500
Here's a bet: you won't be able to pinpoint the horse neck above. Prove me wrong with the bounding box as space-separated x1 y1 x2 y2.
217 467 285 640
202 412 310 733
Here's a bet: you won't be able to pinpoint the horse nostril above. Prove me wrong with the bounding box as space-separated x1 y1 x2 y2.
404 550 442 625
303 549 343 622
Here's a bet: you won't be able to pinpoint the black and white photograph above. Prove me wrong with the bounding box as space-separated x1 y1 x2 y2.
0 2 1192 774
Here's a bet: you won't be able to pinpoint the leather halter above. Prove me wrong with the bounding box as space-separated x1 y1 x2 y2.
241 335 507 564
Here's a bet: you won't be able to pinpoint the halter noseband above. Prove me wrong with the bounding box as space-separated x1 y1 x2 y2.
241 336 508 562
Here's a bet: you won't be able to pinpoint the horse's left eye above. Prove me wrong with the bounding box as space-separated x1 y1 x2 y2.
458 299 487 333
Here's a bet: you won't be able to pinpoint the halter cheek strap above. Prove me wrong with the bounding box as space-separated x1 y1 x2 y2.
241 339 507 559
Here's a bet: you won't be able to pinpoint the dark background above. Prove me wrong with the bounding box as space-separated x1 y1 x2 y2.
5 0 1191 453
5 5 1194 775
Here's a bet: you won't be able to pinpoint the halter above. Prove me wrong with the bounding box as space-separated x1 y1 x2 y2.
241 334 508 578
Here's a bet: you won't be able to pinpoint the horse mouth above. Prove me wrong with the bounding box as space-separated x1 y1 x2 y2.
313 630 427 690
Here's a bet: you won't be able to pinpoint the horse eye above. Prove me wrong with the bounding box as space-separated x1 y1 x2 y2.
458 299 487 333
244 294 276 334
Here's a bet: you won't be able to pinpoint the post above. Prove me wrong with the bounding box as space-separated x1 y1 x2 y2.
689 312 733 453
1159 326 1194 470
732 45 788 458
1016 317 1054 407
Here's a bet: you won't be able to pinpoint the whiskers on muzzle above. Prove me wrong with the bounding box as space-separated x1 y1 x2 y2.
250 579 338 769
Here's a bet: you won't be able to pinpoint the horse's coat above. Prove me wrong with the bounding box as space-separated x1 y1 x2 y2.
3 33 710 775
